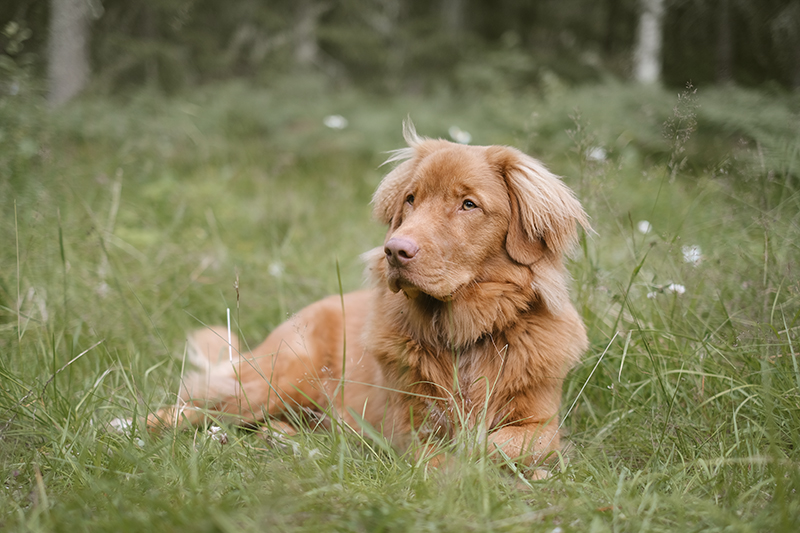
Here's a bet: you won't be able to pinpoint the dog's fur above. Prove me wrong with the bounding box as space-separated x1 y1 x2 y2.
148 123 589 468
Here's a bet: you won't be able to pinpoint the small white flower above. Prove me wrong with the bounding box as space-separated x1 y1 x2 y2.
109 417 145 446
647 291 658 299
208 425 229 444
268 261 284 278
96 281 110 298
307 448 321 459
586 146 607 161
448 126 472 144
323 115 348 129
682 244 702 266
24 287 49 322
109 417 132 433
666 283 686 295
637 220 652 234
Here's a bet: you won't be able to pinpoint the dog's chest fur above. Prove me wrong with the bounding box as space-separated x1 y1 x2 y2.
366 286 543 437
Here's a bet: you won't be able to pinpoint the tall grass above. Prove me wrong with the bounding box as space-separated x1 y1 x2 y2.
1 80 799 531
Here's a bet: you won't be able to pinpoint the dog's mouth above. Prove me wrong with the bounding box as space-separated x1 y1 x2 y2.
387 275 421 299
386 271 455 301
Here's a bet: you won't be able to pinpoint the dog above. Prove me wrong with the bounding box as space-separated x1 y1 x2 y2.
145 122 589 471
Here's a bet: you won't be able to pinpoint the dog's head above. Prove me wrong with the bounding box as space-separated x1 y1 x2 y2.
371 122 589 312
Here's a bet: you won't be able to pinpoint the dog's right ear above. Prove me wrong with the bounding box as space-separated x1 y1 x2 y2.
486 145 590 312
486 145 590 264
372 121 425 227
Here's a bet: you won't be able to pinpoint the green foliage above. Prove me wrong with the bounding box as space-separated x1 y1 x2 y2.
2 80 800 531
0 15 47 189
3 0 800 95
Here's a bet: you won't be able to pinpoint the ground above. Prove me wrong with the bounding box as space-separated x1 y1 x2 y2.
1 78 799 532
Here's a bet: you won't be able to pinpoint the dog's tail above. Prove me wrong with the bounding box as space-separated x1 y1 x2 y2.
146 326 241 430
180 326 240 401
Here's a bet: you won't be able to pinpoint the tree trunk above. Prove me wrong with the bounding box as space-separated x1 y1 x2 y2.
603 0 621 54
716 0 733 84
48 0 91 106
441 0 465 35
294 0 325 68
633 0 665 84
143 5 160 88
790 3 800 90
794 38 800 90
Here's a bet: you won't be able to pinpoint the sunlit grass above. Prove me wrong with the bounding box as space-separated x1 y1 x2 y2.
1 79 799 531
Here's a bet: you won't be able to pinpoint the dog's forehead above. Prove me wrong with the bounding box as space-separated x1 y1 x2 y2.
413 145 506 198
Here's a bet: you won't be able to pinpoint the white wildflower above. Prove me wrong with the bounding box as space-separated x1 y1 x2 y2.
586 146 607 161
637 220 652 234
323 115 348 130
647 291 658 299
208 425 229 445
682 244 702 266
109 417 144 446
268 260 284 278
23 287 49 322
96 281 110 298
109 417 132 434
666 283 686 295
307 448 321 459
448 126 472 144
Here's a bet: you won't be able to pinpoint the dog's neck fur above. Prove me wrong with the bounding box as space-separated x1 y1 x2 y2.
364 247 546 351
402 280 541 350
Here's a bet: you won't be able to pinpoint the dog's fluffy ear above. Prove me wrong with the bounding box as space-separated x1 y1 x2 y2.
372 159 413 227
372 121 424 226
486 145 590 265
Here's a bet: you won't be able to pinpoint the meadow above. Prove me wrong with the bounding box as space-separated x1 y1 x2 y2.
1 78 799 532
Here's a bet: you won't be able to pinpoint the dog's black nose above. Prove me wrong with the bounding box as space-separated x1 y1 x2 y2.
385 237 419 267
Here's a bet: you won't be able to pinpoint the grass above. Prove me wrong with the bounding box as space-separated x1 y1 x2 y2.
2 77 800 532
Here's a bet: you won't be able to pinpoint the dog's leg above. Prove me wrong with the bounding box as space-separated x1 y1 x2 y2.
130 292 378 436
486 418 560 465
140 325 238 431
484 382 565 478
144 302 346 432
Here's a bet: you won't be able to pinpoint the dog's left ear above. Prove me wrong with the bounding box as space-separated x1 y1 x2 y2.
372 158 413 227
486 146 590 265
372 121 425 226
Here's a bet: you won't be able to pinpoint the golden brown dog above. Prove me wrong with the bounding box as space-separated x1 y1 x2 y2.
147 123 589 470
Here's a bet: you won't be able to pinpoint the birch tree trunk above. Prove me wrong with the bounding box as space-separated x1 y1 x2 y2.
441 0 465 35
770 2 800 90
633 0 665 84
48 0 91 106
294 0 326 68
715 0 733 84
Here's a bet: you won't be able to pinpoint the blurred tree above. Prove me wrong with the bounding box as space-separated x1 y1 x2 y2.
47 0 90 105
633 0 665 84
294 0 329 68
716 0 733 83
770 1 800 89
441 0 465 35
362 0 405 85
1 0 799 93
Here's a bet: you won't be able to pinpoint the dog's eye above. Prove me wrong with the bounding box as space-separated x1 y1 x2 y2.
406 194 415 205
462 199 477 210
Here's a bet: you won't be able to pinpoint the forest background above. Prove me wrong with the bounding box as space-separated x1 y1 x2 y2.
2 1 800 532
